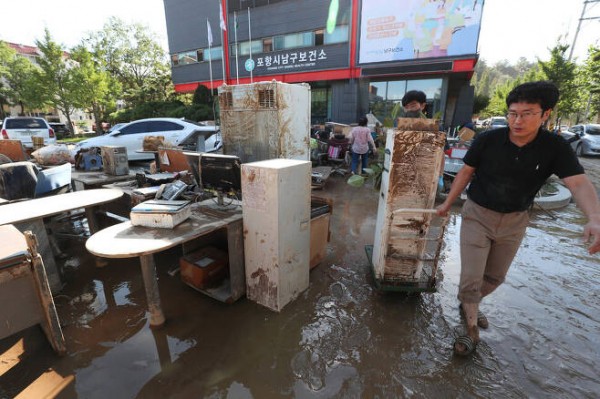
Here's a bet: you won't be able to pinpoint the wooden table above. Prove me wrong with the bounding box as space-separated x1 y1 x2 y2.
71 171 136 191
0 189 124 291
86 199 245 328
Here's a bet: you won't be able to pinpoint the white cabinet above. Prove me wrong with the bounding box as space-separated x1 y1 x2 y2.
241 159 311 311
372 120 446 283
218 81 311 163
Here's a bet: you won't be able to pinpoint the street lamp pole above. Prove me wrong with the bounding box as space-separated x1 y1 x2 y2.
569 0 600 61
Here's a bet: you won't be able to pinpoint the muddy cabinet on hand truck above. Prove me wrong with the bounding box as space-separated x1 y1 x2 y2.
370 118 448 292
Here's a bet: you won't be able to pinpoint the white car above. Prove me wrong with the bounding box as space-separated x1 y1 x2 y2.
1 117 57 148
75 118 222 161
560 124 600 157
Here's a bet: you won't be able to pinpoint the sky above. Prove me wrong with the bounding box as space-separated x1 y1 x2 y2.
1 0 598 65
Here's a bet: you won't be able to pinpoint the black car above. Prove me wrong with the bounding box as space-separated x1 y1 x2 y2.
49 122 71 138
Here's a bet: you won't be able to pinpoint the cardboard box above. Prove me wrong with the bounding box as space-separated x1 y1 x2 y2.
180 247 228 290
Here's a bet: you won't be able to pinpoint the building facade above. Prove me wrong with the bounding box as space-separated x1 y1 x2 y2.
164 0 483 129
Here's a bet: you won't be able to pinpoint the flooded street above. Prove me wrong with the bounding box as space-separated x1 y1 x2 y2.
2 158 600 398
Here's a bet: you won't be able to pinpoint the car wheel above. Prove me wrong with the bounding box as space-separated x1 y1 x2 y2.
576 143 584 157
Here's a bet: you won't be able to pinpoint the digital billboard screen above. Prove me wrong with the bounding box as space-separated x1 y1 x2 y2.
358 0 484 64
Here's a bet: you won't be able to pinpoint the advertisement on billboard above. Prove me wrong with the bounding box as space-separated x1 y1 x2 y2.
359 0 484 64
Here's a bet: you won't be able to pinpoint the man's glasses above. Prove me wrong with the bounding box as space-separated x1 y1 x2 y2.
506 111 542 121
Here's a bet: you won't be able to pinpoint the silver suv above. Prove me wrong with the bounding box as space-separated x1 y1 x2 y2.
1 117 57 148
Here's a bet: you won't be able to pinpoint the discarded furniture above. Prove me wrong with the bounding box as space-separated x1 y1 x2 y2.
218 81 310 164
71 170 136 191
310 196 333 269
242 159 311 312
86 199 245 328
0 225 66 355
0 140 28 162
371 118 448 292
34 162 72 198
0 161 38 201
311 166 332 190
0 189 124 291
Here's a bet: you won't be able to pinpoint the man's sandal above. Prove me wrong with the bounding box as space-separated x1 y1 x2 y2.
453 335 478 356
459 303 489 329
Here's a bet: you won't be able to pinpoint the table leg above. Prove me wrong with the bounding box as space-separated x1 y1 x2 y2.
139 254 165 328
84 206 100 234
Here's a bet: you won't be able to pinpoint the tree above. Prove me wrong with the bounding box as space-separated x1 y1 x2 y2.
577 46 600 122
70 45 121 134
35 29 80 133
0 41 14 118
83 17 172 108
0 41 44 116
537 42 577 124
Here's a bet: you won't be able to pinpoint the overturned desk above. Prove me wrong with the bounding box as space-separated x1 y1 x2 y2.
0 225 66 355
85 199 245 328
0 189 124 291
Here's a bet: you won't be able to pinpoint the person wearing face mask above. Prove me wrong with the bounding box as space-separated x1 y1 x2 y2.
400 90 428 119
436 81 600 356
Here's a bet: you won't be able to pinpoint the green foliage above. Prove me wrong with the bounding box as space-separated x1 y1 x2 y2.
537 42 577 122
0 42 42 114
193 85 213 105
70 45 121 133
35 29 80 127
111 101 213 122
82 17 172 108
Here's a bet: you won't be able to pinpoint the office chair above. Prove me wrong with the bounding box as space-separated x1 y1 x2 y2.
34 162 72 198
327 135 350 176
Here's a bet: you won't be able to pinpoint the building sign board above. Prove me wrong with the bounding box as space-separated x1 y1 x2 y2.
233 44 349 77
358 0 484 64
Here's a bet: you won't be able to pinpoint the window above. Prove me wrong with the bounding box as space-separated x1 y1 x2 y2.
315 30 324 46
120 122 150 135
204 47 223 61
368 78 443 123
5 118 46 129
178 50 198 65
150 121 184 132
262 38 273 53
196 49 204 62
324 25 348 44
239 40 262 56
171 54 179 66
273 31 313 51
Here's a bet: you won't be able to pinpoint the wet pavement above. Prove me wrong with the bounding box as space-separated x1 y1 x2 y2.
1 158 600 398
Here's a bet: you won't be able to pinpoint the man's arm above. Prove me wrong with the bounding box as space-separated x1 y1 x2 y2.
436 164 476 216
562 174 600 254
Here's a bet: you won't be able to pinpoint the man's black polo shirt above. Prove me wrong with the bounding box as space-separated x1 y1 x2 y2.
463 127 584 213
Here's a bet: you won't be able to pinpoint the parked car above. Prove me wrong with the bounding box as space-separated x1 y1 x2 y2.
1 117 56 148
75 117 223 161
48 122 71 138
488 116 508 129
106 123 127 134
560 124 600 156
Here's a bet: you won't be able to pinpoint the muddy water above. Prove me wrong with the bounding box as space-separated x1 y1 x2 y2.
2 162 600 398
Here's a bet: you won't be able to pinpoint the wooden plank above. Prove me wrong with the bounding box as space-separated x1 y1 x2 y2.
15 369 74 399
25 232 66 355
0 188 123 226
